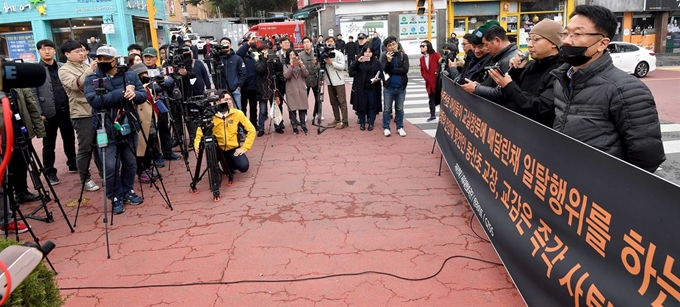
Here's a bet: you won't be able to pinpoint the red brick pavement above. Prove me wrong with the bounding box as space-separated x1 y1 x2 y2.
15 84 524 306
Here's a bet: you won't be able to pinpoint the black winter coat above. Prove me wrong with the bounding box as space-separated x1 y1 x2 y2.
500 55 561 127
255 56 275 101
552 52 665 172
236 44 258 90
474 44 518 102
349 59 383 114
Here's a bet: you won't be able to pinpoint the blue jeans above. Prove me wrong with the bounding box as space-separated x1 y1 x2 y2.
100 134 138 200
232 89 242 110
382 87 406 130
357 89 377 125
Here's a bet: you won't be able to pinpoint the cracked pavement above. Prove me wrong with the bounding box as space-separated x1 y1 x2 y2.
20 88 524 306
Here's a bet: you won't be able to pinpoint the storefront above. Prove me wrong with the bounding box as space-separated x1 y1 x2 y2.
0 0 168 62
447 0 574 51
644 0 680 53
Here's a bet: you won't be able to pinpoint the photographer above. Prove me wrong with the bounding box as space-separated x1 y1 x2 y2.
142 47 179 164
84 46 147 215
236 38 259 127
167 43 197 150
322 36 349 129
217 38 245 110
6 87 45 204
255 44 282 136
194 90 255 176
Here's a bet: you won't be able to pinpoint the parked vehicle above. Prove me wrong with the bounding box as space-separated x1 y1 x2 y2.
197 36 215 50
184 33 201 46
244 21 306 49
607 42 656 78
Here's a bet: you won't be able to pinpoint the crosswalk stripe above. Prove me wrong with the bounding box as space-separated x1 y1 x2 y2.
664 140 680 154
661 124 680 133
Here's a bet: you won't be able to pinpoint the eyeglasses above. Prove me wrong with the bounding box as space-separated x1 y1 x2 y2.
558 32 605 40
420 45 427 47
525 37 545 44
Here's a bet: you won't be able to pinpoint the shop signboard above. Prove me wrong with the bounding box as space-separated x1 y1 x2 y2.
339 18 389 45
646 0 680 11
398 14 437 55
5 33 37 63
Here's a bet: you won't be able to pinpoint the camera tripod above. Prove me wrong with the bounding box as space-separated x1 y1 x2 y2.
311 66 330 135
2 168 58 272
5 90 74 231
189 120 233 202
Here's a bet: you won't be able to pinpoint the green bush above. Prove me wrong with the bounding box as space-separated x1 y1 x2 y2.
0 239 64 307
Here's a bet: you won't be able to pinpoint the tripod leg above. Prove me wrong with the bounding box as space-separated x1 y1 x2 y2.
205 142 222 202
27 144 75 232
438 154 443 177
190 143 205 194
74 145 96 227
431 138 437 154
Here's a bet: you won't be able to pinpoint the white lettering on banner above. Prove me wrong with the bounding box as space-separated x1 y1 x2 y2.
127 0 147 10
75 6 114 12
455 163 495 237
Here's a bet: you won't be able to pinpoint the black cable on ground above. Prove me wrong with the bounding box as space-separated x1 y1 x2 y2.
59 254 502 291
469 214 491 243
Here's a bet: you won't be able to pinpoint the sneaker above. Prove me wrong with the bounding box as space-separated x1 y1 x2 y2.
257 130 265 137
163 153 181 161
68 166 78 173
154 156 165 168
328 120 341 126
275 128 284 134
139 172 151 183
0 221 29 234
335 123 346 129
47 173 60 185
383 129 391 137
398 128 406 137
112 198 125 214
150 168 160 179
426 115 437 122
124 191 143 206
16 191 40 203
84 179 100 192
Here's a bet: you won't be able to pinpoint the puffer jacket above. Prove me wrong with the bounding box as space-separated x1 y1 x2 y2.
551 52 665 172
193 108 256 152
220 49 246 92
10 88 46 139
31 61 64 118
236 44 257 90
58 60 97 119
84 70 147 137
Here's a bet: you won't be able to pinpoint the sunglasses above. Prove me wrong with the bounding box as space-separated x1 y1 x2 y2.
420 45 427 47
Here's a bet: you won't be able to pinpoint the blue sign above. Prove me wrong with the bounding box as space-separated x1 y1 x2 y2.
5 33 37 63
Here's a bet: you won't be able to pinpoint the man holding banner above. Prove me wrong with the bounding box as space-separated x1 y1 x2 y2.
552 5 665 172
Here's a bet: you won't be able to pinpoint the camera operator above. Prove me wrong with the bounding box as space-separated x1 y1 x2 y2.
6 87 46 204
236 38 259 127
58 40 103 192
129 63 161 182
194 90 255 176
255 44 283 136
84 46 147 215
321 36 349 129
217 38 245 110
143 47 179 163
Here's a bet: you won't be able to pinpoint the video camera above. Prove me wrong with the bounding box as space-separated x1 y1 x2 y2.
166 43 193 69
317 44 336 61
183 91 219 123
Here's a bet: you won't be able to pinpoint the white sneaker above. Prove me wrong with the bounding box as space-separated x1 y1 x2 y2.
85 179 100 192
383 129 391 137
397 128 406 137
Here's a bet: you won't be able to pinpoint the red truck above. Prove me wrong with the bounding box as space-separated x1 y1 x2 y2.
244 21 306 49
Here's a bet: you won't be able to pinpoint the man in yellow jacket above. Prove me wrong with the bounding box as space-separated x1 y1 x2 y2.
194 90 256 174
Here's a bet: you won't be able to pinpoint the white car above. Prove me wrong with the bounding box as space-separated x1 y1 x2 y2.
183 33 201 47
196 36 214 51
607 42 656 78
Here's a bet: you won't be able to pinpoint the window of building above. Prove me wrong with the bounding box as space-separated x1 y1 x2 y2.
520 0 562 12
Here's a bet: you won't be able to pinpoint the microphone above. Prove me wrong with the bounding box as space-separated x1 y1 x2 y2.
1 62 47 91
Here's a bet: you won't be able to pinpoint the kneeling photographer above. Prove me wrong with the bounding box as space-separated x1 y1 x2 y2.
83 46 148 214
194 90 255 176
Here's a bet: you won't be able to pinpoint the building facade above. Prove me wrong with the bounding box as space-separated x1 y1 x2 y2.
297 0 576 55
0 0 170 62
586 0 680 53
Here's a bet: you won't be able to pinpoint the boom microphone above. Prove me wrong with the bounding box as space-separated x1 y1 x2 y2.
1 62 46 91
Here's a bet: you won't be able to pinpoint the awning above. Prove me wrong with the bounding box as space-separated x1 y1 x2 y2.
363 21 385 29
293 8 314 20
133 17 179 27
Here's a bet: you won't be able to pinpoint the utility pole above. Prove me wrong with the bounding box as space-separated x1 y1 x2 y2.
181 0 189 27
427 0 433 41
238 0 245 24
145 0 159 65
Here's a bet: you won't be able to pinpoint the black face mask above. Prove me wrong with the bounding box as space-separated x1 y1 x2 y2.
559 39 602 67
140 76 150 84
99 61 114 73
216 103 229 113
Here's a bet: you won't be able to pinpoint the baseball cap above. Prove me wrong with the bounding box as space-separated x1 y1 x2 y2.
357 33 367 39
96 45 118 58
143 47 158 57
129 63 148 75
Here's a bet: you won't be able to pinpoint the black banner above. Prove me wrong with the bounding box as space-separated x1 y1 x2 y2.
436 77 680 306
